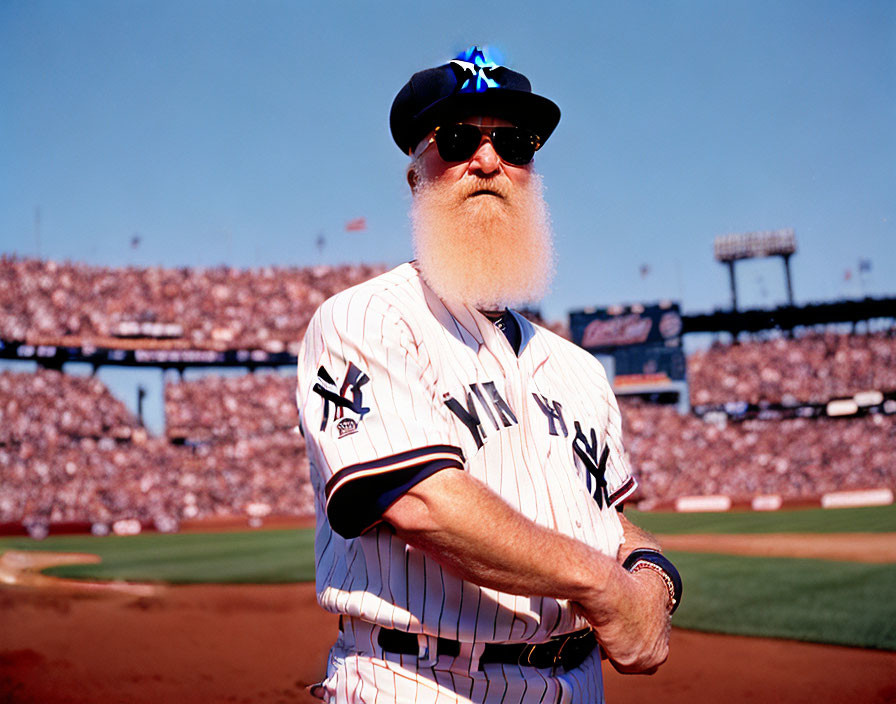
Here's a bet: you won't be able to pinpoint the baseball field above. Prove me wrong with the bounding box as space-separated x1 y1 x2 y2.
1 505 894 704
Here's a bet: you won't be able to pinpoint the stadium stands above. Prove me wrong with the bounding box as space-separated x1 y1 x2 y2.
0 255 386 350
0 367 140 445
0 368 310 533
620 399 896 506
688 330 896 406
1 256 893 532
165 371 296 442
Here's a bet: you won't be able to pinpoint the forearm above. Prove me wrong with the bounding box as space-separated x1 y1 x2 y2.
383 468 615 601
382 468 671 672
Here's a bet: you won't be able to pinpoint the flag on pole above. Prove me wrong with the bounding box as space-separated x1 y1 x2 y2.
858 259 872 273
130 234 142 249
345 217 367 232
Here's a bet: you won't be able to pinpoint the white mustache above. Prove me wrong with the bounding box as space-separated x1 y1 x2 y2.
457 176 512 201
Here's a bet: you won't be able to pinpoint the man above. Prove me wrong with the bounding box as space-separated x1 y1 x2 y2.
297 47 681 703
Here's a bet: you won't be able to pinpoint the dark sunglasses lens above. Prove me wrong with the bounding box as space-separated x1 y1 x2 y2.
491 128 537 165
435 124 483 162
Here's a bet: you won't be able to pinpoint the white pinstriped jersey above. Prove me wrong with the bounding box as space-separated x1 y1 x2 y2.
296 262 637 645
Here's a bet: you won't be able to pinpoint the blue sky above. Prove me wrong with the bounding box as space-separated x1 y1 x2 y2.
3 0 893 326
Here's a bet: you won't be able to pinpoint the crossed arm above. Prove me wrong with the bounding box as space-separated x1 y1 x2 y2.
381 468 671 673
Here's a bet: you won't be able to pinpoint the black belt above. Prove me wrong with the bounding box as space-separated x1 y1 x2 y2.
376 627 597 672
377 628 460 658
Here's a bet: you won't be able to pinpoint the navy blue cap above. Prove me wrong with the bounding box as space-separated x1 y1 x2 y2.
390 47 561 156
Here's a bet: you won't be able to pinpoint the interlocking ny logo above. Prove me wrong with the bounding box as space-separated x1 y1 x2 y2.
572 421 610 509
313 363 370 434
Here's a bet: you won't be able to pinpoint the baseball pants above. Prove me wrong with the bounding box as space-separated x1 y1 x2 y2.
315 618 605 704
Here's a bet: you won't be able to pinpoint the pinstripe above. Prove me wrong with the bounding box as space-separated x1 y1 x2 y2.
499 671 512 704
363 531 381 629
403 542 411 630
453 570 465 642
437 559 448 638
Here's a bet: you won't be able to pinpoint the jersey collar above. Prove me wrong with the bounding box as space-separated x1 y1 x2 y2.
410 261 534 357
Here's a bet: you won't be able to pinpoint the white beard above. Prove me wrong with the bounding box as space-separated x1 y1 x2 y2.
410 171 555 311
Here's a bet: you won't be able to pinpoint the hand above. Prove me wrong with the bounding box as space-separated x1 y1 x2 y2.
574 564 671 674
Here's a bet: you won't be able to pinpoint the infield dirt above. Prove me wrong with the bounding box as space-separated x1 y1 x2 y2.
658 531 896 562
2 535 895 704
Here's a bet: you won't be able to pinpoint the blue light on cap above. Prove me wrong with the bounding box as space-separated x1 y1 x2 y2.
451 46 501 93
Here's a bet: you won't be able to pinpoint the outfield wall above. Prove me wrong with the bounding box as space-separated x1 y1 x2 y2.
639 487 894 513
3 488 892 539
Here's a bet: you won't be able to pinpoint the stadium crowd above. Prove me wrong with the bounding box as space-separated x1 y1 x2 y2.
0 368 137 446
1 256 894 531
688 330 896 406
3 362 894 532
0 256 385 350
165 371 296 442
620 399 895 504
0 368 310 533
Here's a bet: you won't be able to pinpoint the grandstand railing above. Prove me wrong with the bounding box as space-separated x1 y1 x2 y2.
682 296 896 335
0 338 296 370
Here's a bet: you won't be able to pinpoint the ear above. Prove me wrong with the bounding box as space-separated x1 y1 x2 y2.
407 166 419 193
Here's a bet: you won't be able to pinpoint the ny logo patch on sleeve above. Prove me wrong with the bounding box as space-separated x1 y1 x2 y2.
313 363 371 437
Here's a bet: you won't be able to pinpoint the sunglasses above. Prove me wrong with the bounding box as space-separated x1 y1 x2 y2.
416 123 542 166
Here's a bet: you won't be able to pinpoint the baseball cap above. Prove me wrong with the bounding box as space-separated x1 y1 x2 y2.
390 46 561 156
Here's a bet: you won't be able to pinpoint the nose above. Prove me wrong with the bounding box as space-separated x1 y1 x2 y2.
467 138 501 175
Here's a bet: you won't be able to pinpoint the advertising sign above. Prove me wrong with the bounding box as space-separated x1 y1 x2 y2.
569 303 686 388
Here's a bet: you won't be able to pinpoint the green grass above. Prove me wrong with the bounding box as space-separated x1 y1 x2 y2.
667 550 896 650
0 528 316 584
2 506 895 650
628 503 896 535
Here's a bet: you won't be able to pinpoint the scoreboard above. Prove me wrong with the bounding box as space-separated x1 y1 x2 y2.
569 302 687 402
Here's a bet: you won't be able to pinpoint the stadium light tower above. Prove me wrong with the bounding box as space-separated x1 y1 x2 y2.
713 229 797 311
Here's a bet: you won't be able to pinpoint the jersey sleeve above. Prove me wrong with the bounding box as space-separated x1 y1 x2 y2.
297 288 464 539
